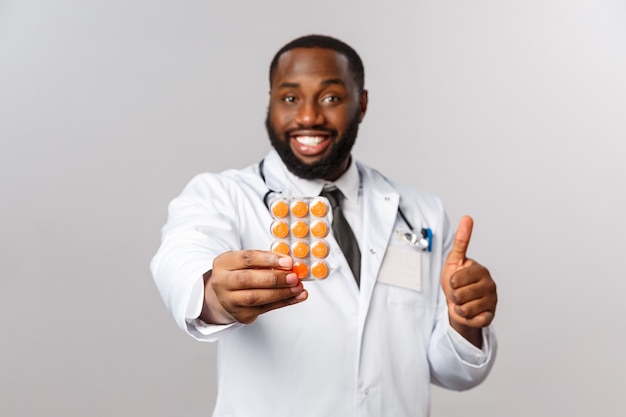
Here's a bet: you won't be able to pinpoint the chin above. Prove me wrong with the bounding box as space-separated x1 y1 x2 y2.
290 150 330 167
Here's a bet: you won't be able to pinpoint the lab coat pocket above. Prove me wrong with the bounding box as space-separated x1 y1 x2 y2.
377 245 433 308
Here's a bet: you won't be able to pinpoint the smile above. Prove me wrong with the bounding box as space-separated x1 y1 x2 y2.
294 136 328 146
289 133 333 157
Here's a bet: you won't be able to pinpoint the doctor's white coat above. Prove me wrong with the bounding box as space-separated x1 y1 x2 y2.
151 150 496 417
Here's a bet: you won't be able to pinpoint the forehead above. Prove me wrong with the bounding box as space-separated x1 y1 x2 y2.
272 48 354 88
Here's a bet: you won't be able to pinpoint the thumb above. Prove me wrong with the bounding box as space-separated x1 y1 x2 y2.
446 215 474 266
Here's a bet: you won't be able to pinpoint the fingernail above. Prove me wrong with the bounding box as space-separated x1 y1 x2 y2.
278 256 292 268
295 290 308 301
285 272 298 285
290 283 303 294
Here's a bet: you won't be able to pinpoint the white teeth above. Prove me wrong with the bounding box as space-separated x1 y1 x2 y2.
295 136 325 146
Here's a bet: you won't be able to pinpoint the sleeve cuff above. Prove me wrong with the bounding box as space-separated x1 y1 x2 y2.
183 274 243 341
446 325 494 366
185 276 205 320
185 318 243 341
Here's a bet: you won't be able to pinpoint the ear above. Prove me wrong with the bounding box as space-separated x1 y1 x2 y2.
358 90 368 122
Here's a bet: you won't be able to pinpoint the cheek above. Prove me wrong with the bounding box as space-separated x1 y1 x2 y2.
270 107 293 129
325 109 352 131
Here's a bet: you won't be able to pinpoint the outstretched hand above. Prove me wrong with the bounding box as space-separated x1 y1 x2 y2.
200 250 307 325
440 216 497 347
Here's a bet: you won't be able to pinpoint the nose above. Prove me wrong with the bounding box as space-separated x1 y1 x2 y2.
295 101 324 127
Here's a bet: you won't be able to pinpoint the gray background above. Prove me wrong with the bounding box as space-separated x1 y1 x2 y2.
1 0 625 416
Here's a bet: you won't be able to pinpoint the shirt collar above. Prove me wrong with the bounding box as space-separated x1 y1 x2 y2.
326 156 360 203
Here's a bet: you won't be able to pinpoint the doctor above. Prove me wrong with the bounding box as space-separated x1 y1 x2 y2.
151 34 498 417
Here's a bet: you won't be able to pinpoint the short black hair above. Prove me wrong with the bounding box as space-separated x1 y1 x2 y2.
269 34 365 92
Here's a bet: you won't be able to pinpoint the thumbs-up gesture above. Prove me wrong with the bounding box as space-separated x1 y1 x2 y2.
441 216 497 347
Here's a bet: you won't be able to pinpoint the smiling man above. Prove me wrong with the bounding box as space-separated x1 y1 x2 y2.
266 45 367 180
151 34 498 417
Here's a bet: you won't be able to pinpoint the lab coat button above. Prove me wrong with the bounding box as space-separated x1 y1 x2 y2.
363 388 369 396
369 248 376 254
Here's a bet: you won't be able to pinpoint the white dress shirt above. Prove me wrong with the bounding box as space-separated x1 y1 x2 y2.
151 149 496 417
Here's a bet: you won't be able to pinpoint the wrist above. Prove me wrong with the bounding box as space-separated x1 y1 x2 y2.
449 318 483 349
200 270 236 325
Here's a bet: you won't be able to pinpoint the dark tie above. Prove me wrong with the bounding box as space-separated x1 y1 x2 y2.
321 188 361 286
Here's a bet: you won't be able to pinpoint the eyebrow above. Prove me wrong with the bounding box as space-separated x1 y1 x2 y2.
321 79 344 87
277 79 345 89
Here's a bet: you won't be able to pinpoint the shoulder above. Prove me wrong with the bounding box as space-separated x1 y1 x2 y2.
182 163 261 194
357 160 444 212
172 162 266 212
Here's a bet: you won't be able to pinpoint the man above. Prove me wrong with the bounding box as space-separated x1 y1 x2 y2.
151 34 497 417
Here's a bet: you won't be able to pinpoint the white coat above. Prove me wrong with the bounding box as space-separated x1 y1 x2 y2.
151 149 496 417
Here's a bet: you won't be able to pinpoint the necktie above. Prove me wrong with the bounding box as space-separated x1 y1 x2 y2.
321 188 361 286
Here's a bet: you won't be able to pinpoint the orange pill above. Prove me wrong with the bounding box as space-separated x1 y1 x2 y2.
311 261 329 279
310 198 328 217
271 241 290 255
293 262 309 279
271 220 290 238
270 200 289 218
311 240 329 258
291 221 309 238
291 200 309 217
291 241 309 258
310 220 328 238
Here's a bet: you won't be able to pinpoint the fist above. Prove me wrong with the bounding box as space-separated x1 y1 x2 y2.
440 216 497 338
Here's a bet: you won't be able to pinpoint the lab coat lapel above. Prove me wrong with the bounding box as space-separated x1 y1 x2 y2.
356 165 399 334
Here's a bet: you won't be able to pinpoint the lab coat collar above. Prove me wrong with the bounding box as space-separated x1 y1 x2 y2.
262 149 360 200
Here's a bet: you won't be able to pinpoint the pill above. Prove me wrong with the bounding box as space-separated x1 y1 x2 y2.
271 241 290 255
291 241 309 258
291 221 309 238
270 200 289 218
293 262 309 279
291 200 309 217
311 240 329 258
310 220 328 238
310 198 328 217
271 220 290 238
311 261 329 279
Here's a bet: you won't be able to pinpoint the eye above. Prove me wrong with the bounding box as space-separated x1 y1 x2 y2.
321 95 341 104
282 95 297 103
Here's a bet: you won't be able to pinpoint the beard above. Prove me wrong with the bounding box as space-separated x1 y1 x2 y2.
265 109 361 180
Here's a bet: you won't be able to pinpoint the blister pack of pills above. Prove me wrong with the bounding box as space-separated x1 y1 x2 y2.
269 196 331 280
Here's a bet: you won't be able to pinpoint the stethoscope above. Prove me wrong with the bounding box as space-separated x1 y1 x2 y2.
258 159 433 252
